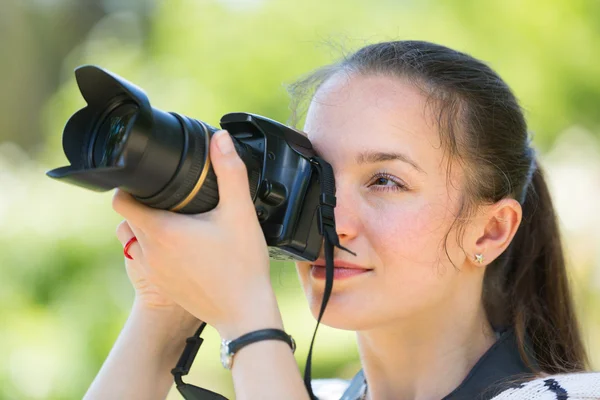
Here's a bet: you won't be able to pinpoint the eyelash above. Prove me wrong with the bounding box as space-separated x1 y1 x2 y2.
367 171 409 192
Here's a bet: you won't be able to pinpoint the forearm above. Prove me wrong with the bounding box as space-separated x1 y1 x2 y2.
231 340 310 400
219 292 310 400
83 301 199 400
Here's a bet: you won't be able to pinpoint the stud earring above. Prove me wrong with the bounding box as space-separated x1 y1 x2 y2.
474 254 484 264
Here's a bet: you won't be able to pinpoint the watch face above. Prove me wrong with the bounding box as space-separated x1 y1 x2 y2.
220 340 233 369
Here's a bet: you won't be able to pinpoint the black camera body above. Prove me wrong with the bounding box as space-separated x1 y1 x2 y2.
219 113 324 262
47 66 325 261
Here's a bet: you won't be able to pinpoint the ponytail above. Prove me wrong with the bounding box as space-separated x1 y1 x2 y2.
488 159 589 373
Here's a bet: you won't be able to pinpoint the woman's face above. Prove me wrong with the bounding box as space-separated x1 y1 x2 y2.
295 73 477 331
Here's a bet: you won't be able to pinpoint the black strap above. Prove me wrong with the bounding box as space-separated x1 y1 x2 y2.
170 156 354 400
304 157 356 400
228 329 295 355
172 323 228 400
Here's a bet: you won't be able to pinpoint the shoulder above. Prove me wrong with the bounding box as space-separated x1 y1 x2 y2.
311 378 352 400
490 372 600 399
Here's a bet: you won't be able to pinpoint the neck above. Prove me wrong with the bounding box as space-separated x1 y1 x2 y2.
356 288 496 400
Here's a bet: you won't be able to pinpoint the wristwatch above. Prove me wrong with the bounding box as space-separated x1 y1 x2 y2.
220 329 296 369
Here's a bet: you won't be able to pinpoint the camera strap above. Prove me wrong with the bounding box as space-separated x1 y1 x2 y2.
172 322 228 399
171 156 354 400
304 156 356 399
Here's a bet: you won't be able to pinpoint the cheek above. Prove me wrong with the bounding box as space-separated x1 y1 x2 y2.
369 200 455 266
358 201 464 320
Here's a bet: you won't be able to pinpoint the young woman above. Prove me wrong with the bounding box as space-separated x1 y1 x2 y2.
83 41 591 400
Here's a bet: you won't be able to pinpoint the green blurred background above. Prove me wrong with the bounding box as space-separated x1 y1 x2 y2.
1 0 599 398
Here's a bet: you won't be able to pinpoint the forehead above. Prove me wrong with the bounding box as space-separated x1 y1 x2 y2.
304 73 442 167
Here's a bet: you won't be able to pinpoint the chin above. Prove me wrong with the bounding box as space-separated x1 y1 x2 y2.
305 287 379 331
296 262 389 330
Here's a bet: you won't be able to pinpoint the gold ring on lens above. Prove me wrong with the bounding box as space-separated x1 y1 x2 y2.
170 121 212 212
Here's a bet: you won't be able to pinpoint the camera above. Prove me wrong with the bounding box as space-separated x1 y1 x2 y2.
47 65 329 262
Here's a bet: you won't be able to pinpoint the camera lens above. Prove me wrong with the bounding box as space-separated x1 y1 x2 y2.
93 104 138 167
48 66 266 212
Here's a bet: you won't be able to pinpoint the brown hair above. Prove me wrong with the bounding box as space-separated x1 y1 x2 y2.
287 40 589 373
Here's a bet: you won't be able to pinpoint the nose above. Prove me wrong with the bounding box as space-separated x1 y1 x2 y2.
332 184 360 244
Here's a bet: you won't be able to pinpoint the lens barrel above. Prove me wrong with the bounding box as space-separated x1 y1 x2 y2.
46 65 262 214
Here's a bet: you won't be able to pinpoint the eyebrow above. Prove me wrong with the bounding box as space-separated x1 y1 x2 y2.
355 150 426 174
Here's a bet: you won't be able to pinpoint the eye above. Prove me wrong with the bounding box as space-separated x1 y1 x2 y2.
368 172 408 192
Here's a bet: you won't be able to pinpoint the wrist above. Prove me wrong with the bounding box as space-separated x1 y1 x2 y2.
218 314 285 341
131 300 200 341
221 328 295 370
216 290 284 340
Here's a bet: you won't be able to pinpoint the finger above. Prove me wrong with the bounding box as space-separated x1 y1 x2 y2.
116 220 135 244
115 220 147 245
116 220 145 261
210 130 253 212
112 189 180 232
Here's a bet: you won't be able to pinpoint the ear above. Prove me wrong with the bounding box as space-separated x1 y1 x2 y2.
469 198 522 267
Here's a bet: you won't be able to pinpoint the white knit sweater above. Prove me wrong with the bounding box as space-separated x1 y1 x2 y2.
312 372 600 399
490 372 600 399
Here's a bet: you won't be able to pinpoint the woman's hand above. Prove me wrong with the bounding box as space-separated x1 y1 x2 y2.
112 130 281 339
116 220 201 336
116 220 173 309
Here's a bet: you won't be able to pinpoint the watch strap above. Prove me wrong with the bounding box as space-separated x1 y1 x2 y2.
228 328 295 356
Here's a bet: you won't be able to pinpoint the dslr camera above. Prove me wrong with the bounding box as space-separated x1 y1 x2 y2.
47 65 334 262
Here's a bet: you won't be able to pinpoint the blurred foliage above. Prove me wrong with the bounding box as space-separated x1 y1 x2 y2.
0 0 599 399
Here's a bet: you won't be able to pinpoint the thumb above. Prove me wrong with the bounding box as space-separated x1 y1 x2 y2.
210 130 253 212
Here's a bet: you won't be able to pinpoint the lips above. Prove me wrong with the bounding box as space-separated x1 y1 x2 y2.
311 259 372 270
310 259 373 280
